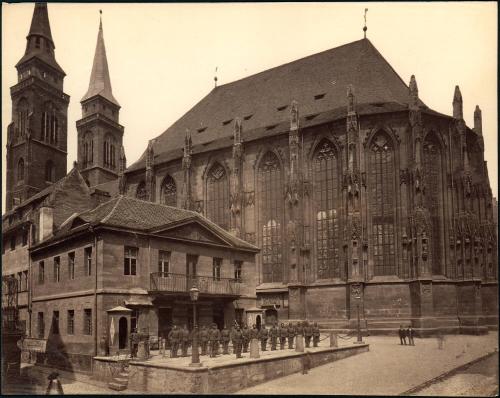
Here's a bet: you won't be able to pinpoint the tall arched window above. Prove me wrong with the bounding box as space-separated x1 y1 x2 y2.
313 140 340 279
258 152 283 283
83 133 93 168
423 132 445 275
45 160 55 183
161 175 177 207
368 132 396 276
206 163 229 229
103 135 116 169
136 181 147 201
41 102 58 145
16 98 29 139
17 158 25 183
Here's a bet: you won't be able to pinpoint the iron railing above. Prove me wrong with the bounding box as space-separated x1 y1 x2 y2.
150 272 241 296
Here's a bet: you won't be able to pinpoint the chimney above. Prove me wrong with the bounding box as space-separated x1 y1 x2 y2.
39 206 54 241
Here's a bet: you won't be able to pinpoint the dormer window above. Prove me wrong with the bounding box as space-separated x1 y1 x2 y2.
35 36 40 49
314 93 326 100
305 114 319 121
277 105 288 111
266 124 278 131
243 114 253 121
222 119 233 126
197 127 207 133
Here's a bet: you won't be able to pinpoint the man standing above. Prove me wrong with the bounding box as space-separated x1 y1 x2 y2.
231 324 243 358
259 325 269 351
242 324 250 353
304 321 313 348
287 322 295 349
221 325 231 354
312 322 320 347
199 325 209 355
278 323 287 350
399 325 407 345
181 325 190 357
130 328 139 358
209 323 221 357
407 325 415 346
168 325 180 358
269 323 278 351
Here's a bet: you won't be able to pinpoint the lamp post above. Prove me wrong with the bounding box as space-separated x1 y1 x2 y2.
353 285 364 344
189 286 200 366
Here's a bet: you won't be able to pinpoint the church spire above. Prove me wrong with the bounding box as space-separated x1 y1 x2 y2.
28 3 54 44
81 12 119 106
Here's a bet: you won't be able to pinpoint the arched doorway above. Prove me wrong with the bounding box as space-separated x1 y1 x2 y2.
118 317 128 349
265 309 278 326
256 315 262 330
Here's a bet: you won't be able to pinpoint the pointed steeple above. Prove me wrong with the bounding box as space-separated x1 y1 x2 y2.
453 85 463 119
81 13 119 106
28 3 53 44
474 105 482 136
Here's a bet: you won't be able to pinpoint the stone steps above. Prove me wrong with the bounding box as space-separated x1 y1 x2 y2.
108 382 127 391
108 365 129 391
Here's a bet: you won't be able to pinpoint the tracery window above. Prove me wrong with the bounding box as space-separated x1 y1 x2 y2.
136 181 147 201
206 163 229 229
104 134 116 169
423 133 445 275
258 152 283 283
41 102 58 145
368 132 396 276
83 133 93 168
16 98 29 139
161 175 177 207
313 140 340 279
17 158 25 183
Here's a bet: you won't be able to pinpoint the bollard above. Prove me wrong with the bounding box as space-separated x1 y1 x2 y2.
330 332 338 348
250 338 260 358
295 335 305 352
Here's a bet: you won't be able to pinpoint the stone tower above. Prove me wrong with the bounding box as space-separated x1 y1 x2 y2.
5 3 69 211
76 14 123 187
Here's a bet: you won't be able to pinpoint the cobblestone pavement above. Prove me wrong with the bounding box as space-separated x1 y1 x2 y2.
413 352 499 396
237 332 498 395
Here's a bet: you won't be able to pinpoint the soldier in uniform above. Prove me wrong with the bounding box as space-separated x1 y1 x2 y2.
181 325 190 357
250 324 259 341
130 328 139 358
287 322 295 349
304 321 313 348
241 324 250 353
209 323 221 357
168 325 180 358
296 321 304 338
278 323 287 350
259 325 269 351
231 324 243 358
312 322 321 347
269 323 278 350
199 325 209 355
221 325 231 354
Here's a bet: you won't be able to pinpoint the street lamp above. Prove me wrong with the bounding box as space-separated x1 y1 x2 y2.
189 285 200 366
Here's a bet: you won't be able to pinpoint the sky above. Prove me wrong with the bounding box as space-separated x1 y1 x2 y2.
2 2 497 213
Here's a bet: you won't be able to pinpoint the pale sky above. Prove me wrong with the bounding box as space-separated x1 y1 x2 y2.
2 2 497 213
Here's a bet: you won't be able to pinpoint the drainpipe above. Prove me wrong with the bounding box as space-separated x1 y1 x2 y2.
91 226 98 359
28 221 33 337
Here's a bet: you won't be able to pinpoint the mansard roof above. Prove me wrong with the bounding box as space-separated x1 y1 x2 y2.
128 38 426 172
32 195 258 252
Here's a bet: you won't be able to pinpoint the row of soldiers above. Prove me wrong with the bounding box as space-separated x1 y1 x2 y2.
166 321 321 358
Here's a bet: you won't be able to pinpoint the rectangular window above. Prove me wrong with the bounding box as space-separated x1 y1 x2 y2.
124 247 138 276
158 251 170 275
67 310 74 335
234 260 243 282
84 247 92 276
10 235 16 251
22 230 28 246
68 252 75 280
52 311 60 335
53 256 60 283
37 312 44 338
23 270 28 291
38 261 45 284
83 309 92 335
213 258 222 281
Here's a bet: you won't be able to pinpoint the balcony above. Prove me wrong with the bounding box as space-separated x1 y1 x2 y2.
150 272 241 297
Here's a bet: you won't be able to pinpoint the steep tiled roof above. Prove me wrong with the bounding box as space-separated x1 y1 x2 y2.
92 179 120 197
128 38 426 172
44 196 258 251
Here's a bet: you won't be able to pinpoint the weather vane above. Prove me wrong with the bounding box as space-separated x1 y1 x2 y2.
363 8 368 39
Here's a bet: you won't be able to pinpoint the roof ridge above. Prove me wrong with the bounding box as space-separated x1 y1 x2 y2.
101 195 123 223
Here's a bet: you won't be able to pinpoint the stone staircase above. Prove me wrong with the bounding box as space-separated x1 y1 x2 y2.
108 364 129 392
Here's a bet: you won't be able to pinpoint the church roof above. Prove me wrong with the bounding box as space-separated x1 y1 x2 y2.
128 38 425 172
81 18 120 106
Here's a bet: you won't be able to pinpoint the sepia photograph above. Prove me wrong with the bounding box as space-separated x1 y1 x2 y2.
1 1 498 395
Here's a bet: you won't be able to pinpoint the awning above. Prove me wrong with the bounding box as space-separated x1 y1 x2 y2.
124 296 153 306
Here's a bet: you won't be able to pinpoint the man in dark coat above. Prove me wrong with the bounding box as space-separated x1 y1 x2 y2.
278 323 287 350
250 324 259 341
130 328 139 358
269 323 278 350
168 325 180 358
259 325 269 351
231 325 244 358
221 325 231 354
181 325 190 356
399 325 407 345
407 325 415 346
287 322 296 349
241 324 250 353
199 325 209 355
312 322 320 347
304 321 313 348
209 323 221 357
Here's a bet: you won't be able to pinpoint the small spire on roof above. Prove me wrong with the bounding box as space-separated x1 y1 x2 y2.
453 85 463 120
363 8 368 39
474 105 482 136
214 66 218 88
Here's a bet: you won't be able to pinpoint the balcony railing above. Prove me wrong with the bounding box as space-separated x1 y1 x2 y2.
150 272 241 296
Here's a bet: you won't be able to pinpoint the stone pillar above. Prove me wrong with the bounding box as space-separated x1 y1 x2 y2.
250 339 260 358
288 285 306 320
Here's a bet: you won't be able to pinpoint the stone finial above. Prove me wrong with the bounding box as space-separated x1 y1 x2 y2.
290 100 299 131
119 145 126 173
409 75 419 108
184 129 192 154
474 105 482 135
234 117 242 144
453 85 463 119
347 85 356 115
146 140 154 169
